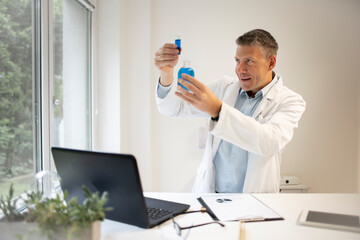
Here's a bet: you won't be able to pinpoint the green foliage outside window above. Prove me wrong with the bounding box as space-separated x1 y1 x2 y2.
0 0 33 192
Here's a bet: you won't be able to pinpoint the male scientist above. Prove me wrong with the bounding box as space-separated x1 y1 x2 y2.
154 29 306 193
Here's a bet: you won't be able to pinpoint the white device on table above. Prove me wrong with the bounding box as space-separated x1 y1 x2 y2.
280 176 300 185
298 210 360 233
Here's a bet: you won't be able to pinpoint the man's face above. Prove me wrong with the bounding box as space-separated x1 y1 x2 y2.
235 45 275 97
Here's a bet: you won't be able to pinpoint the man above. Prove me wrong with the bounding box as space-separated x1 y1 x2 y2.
154 29 306 193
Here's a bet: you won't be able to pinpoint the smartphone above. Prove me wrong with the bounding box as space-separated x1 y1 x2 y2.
298 210 360 233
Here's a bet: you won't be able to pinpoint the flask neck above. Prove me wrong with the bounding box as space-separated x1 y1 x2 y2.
183 60 191 68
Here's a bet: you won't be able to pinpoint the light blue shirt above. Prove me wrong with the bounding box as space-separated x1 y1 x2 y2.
213 91 261 193
214 78 277 193
156 81 172 99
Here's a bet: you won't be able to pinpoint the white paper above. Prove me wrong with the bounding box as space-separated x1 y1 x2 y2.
200 194 281 221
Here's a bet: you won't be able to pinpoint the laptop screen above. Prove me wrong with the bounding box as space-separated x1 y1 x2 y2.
51 147 149 226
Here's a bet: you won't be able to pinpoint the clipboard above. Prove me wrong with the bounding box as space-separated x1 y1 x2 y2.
197 194 284 222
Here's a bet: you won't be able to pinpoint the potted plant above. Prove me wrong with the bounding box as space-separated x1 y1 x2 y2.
0 184 112 240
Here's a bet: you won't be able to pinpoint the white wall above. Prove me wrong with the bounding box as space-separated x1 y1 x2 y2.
95 0 153 190
96 0 360 193
94 0 121 152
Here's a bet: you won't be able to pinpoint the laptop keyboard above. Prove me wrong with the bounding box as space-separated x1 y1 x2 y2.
147 207 173 220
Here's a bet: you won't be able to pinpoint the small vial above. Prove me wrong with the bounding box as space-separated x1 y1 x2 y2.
175 35 181 55
178 60 194 91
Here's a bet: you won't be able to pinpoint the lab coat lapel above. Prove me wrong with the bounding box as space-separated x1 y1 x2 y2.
252 78 282 119
252 96 273 119
223 80 241 108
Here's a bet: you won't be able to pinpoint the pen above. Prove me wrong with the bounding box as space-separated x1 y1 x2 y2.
239 221 245 240
238 217 265 222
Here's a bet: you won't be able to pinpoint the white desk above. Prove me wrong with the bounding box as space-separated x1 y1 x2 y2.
101 193 360 240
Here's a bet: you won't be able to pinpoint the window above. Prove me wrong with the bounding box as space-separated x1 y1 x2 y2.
52 0 93 149
0 0 94 197
0 0 35 197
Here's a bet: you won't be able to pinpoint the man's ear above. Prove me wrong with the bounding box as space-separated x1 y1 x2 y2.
268 55 276 71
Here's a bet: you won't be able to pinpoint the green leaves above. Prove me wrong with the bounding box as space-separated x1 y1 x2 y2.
67 186 113 225
0 183 23 221
0 0 33 180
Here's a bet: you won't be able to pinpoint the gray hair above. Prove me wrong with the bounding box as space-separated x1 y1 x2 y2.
236 29 278 59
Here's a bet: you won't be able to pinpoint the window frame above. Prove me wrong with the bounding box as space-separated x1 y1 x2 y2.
0 0 95 204
38 0 95 174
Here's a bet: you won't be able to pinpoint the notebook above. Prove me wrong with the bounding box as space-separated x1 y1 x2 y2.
197 194 283 222
51 147 190 228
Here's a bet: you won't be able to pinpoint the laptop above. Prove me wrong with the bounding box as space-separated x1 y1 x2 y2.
51 147 190 228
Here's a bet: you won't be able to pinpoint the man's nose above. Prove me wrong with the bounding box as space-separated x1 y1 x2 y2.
236 61 247 73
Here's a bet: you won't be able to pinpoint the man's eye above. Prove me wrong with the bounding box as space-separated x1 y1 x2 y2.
247 59 253 63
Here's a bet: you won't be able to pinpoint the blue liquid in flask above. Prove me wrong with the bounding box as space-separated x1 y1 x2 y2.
178 61 194 91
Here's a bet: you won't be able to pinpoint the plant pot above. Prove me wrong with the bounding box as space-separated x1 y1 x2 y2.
0 220 101 240
74 220 101 240
0 221 39 240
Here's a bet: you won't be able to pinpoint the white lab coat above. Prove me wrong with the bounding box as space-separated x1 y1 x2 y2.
155 73 306 193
